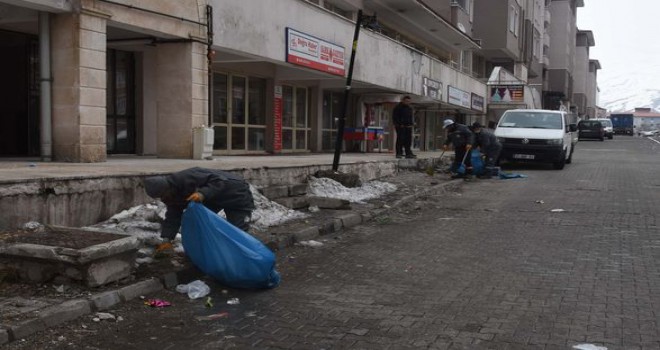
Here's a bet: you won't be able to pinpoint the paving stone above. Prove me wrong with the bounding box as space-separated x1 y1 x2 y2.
260 186 289 200
0 329 8 345
10 319 46 340
90 290 121 311
161 272 179 289
337 213 362 228
118 278 163 301
288 184 308 196
293 226 320 243
307 196 351 210
273 196 309 209
38 299 91 327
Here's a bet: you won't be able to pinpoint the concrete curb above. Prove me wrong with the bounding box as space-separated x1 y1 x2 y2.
2 278 165 344
0 166 459 345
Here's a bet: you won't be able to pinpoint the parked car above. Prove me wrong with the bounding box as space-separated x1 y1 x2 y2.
578 120 605 141
593 118 614 139
494 109 577 170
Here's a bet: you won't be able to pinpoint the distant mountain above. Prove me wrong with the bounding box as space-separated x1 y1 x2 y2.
598 62 660 113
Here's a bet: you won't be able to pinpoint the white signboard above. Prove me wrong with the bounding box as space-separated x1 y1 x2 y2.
286 28 345 76
448 86 471 109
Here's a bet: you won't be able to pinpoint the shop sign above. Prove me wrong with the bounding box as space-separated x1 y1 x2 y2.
274 86 283 152
422 77 442 101
286 28 345 76
490 85 524 103
448 86 471 109
471 93 484 112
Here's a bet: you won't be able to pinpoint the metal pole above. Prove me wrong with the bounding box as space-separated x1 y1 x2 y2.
39 12 52 161
206 5 214 127
332 10 363 171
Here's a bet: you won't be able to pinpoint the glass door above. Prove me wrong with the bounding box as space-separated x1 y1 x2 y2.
106 49 135 154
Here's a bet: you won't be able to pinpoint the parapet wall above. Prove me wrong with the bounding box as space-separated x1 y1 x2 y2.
0 158 437 230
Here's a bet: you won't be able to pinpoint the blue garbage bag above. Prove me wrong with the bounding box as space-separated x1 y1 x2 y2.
499 172 528 179
181 202 280 289
471 151 484 176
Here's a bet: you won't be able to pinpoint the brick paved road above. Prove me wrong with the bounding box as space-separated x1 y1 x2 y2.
7 137 660 350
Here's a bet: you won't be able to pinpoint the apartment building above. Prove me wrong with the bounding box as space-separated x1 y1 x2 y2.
544 0 583 111
472 0 546 123
0 0 489 162
573 30 595 118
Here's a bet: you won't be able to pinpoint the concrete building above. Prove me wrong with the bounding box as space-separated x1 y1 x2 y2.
472 0 546 123
544 0 583 111
0 0 209 162
572 30 595 118
0 0 489 162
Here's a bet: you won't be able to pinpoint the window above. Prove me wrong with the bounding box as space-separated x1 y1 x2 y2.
282 85 310 151
212 73 267 152
509 5 520 36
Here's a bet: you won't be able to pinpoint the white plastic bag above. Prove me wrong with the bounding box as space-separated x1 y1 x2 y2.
175 280 211 299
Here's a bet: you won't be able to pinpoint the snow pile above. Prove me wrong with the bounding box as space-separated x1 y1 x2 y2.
250 186 308 230
307 177 397 203
89 187 308 243
88 202 167 245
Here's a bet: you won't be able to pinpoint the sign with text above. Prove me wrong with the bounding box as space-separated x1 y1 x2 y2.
286 28 345 76
448 86 471 109
471 93 484 112
490 85 524 103
274 86 283 152
422 77 442 101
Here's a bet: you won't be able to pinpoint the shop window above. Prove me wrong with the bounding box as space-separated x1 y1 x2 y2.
282 85 310 151
212 73 267 152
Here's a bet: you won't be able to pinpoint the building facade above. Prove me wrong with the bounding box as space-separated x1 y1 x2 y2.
0 0 601 162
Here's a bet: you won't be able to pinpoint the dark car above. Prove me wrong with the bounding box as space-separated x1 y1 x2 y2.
578 120 605 141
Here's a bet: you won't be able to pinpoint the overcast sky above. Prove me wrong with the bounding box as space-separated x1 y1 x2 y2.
577 0 660 94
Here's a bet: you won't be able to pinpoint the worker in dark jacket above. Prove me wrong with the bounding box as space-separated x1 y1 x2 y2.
392 96 416 159
443 119 475 178
471 122 502 168
143 167 255 251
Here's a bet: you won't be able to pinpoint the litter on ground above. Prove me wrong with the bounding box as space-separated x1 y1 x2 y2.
550 209 566 213
175 280 211 300
298 240 324 248
227 298 240 305
573 344 608 350
144 299 171 308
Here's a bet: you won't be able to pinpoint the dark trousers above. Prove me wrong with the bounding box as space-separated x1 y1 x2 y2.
395 126 413 156
484 144 502 167
450 146 472 173
225 209 252 232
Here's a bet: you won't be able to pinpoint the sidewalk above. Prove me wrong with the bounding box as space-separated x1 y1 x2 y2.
0 151 446 183
0 153 458 346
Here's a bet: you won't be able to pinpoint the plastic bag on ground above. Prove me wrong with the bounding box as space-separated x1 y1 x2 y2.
181 202 281 289
175 280 211 299
471 151 484 176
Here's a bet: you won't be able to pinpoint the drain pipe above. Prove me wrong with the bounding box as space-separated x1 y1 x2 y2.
39 12 52 161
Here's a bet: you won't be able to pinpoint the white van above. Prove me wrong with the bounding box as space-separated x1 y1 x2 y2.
593 118 614 139
494 109 578 170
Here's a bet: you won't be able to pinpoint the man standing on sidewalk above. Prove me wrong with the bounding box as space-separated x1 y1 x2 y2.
143 167 255 252
392 96 417 159
443 119 475 178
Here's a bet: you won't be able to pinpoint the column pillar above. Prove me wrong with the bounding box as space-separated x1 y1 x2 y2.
51 11 107 162
156 41 207 158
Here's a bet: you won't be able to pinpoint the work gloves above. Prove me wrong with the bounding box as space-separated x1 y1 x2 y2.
186 192 204 202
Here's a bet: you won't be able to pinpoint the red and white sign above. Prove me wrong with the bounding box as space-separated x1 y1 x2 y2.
273 86 283 152
286 28 345 76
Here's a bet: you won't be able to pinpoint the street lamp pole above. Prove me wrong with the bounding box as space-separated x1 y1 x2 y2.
332 10 375 172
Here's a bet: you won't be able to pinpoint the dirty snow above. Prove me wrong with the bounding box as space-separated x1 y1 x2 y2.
307 177 397 203
88 186 308 245
249 186 308 230
298 240 324 248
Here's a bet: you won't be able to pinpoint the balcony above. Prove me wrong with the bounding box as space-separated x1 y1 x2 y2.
543 34 550 47
544 8 551 24
543 55 550 66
